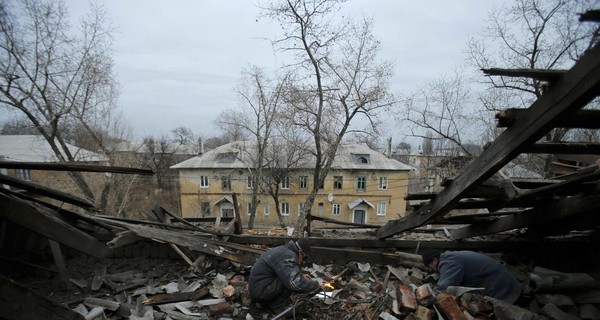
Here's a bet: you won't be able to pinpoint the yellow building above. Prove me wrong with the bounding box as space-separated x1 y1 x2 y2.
171 141 414 228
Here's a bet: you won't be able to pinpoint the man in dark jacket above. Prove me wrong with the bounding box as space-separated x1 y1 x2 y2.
248 238 320 313
421 250 522 304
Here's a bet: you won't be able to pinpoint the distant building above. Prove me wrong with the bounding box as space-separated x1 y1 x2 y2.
0 135 106 200
171 141 414 227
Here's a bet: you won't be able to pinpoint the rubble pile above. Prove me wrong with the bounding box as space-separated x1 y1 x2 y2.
5 246 600 320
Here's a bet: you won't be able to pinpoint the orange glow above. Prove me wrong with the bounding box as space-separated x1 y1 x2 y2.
324 283 335 290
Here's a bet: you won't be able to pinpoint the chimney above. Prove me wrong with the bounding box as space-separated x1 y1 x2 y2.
387 137 392 158
197 137 205 155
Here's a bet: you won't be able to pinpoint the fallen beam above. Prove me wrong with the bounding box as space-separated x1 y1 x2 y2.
482 68 567 82
377 45 600 239
449 192 600 239
143 288 210 305
0 173 94 210
0 193 110 258
0 161 154 175
496 108 600 129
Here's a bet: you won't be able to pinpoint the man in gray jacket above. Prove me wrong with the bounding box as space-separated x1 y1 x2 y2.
248 238 320 314
421 250 522 304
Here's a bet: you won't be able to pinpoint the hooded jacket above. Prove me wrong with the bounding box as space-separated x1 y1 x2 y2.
435 250 522 303
248 240 319 302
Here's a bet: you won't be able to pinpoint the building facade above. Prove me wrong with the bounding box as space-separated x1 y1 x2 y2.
171 141 414 228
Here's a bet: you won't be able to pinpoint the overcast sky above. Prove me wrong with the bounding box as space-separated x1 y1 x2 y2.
66 0 501 143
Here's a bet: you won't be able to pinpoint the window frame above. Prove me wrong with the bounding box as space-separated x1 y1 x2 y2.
333 176 343 190
357 176 366 191
377 202 387 216
281 202 290 216
200 175 209 188
247 176 254 189
280 176 290 189
332 203 341 216
378 176 388 190
221 175 231 190
299 176 308 189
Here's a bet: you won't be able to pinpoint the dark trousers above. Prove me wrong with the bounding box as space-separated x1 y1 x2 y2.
252 277 291 311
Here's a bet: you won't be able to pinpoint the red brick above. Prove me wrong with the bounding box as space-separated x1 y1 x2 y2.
397 284 417 313
208 302 233 316
435 292 468 320
415 284 435 306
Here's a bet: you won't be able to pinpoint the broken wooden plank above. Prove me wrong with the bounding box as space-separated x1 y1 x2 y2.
0 173 94 210
0 193 110 258
526 142 600 154
482 68 567 82
97 219 262 265
496 108 600 129
377 44 600 239
142 288 209 305
449 192 600 239
0 274 85 320
309 214 380 228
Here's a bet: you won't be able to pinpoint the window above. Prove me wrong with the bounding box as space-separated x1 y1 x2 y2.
357 176 366 191
379 176 388 190
352 154 370 164
332 203 341 216
317 202 324 216
201 202 210 216
298 203 305 216
216 152 236 163
222 208 234 218
280 176 290 189
281 202 290 216
16 169 31 181
264 203 270 215
247 176 254 189
377 202 387 216
221 175 231 190
333 176 343 190
200 176 209 188
299 176 308 189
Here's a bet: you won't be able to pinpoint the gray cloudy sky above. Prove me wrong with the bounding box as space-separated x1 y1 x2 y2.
68 0 500 142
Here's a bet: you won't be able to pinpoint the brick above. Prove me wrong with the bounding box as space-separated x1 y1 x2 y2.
397 284 417 313
208 302 233 317
228 274 245 286
415 306 435 320
415 284 435 306
435 292 468 320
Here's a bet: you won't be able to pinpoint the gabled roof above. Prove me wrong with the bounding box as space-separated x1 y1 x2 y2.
0 135 106 163
171 141 415 171
115 141 196 155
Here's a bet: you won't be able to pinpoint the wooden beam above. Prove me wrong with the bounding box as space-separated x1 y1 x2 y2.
0 161 154 175
0 193 110 258
497 109 600 129
377 45 600 239
0 275 85 320
0 173 95 210
524 142 600 155
309 214 381 228
449 192 600 239
482 68 567 82
97 219 263 266
579 9 600 22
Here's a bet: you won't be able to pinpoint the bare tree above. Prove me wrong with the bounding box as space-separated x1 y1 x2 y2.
468 0 599 133
262 0 396 233
402 69 478 156
142 135 175 190
171 126 196 146
0 0 119 203
215 67 291 228
467 0 600 176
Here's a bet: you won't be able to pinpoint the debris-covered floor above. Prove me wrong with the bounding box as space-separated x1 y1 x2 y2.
3 234 600 320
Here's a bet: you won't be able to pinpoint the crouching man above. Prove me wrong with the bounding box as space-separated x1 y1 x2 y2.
248 238 320 314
